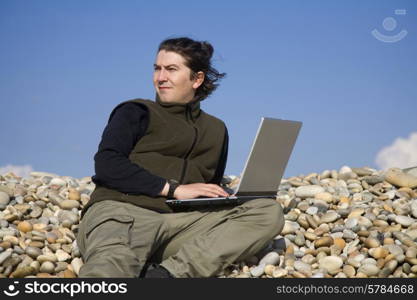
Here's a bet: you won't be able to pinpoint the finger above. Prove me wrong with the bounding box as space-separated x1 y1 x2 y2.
195 184 228 195
205 184 229 195
201 191 221 198
201 187 227 197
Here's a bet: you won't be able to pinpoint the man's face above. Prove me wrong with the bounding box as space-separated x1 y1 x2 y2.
153 50 203 104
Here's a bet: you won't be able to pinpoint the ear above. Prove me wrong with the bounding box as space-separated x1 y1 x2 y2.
192 71 205 89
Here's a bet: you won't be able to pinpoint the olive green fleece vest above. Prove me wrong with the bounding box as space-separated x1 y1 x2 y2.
84 98 226 214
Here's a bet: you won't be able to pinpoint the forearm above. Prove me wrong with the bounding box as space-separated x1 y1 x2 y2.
93 150 167 197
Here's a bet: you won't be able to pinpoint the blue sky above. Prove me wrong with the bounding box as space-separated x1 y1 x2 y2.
1 0 416 179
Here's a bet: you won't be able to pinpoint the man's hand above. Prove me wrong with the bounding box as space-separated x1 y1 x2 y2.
174 183 229 199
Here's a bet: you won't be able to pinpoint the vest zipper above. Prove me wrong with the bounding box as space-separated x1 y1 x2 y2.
179 105 198 183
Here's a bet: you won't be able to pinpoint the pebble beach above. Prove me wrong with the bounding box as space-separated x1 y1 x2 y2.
1 166 417 278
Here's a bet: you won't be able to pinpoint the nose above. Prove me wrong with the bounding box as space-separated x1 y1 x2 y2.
157 68 168 82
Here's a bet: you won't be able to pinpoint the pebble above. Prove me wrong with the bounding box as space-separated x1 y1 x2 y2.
319 256 343 275
55 262 68 273
281 221 299 235
385 244 404 256
272 267 288 278
295 185 325 198
304 232 317 241
358 264 380 276
314 236 334 248
264 264 275 276
345 218 358 229
68 189 81 201
369 247 389 259
30 206 43 218
40 261 55 273
0 191 10 209
343 265 356 277
320 211 340 224
363 175 384 185
0 249 13 265
306 206 318 215
37 254 57 263
71 258 83 276
49 178 67 189
385 168 417 188
55 249 71 262
314 192 333 203
352 167 374 177
250 263 265 277
406 248 417 259
294 261 312 276
294 232 305 246
259 252 280 266
380 260 398 276
395 216 415 227
63 269 77 278
25 247 42 259
333 238 346 250
17 221 33 233
409 199 417 216
11 265 36 278
59 200 80 210
2 166 417 278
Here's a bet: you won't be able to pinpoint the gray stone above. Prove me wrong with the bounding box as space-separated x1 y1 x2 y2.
55 262 69 273
410 200 417 219
363 176 384 185
352 168 374 177
345 218 358 229
385 168 417 188
40 261 55 273
250 263 266 277
281 221 300 235
319 256 343 275
30 206 43 218
294 261 312 275
0 249 13 264
385 244 404 256
259 252 280 266
320 211 340 224
294 232 306 247
358 264 380 276
0 191 10 209
25 246 42 259
395 215 415 227
58 210 79 225
271 238 287 254
306 206 319 215
295 185 325 198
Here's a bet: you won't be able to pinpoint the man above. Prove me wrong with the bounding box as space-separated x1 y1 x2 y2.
76 37 284 278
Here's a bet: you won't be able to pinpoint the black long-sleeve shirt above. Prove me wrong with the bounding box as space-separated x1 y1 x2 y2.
91 102 229 197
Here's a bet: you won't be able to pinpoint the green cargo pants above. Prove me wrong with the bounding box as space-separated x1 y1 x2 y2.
76 198 284 278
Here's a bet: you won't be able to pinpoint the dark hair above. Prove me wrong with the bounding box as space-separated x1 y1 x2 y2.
158 37 226 101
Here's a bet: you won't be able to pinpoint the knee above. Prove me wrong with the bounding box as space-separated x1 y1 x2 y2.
247 198 284 238
264 201 285 237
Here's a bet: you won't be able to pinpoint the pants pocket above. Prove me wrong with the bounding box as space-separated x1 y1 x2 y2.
83 214 134 261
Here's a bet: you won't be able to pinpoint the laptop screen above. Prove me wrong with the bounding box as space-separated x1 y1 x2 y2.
235 118 302 195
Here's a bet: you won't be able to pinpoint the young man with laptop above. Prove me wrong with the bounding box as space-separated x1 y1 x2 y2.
77 37 298 278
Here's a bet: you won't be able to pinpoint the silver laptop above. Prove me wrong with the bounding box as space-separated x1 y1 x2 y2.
166 117 302 207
